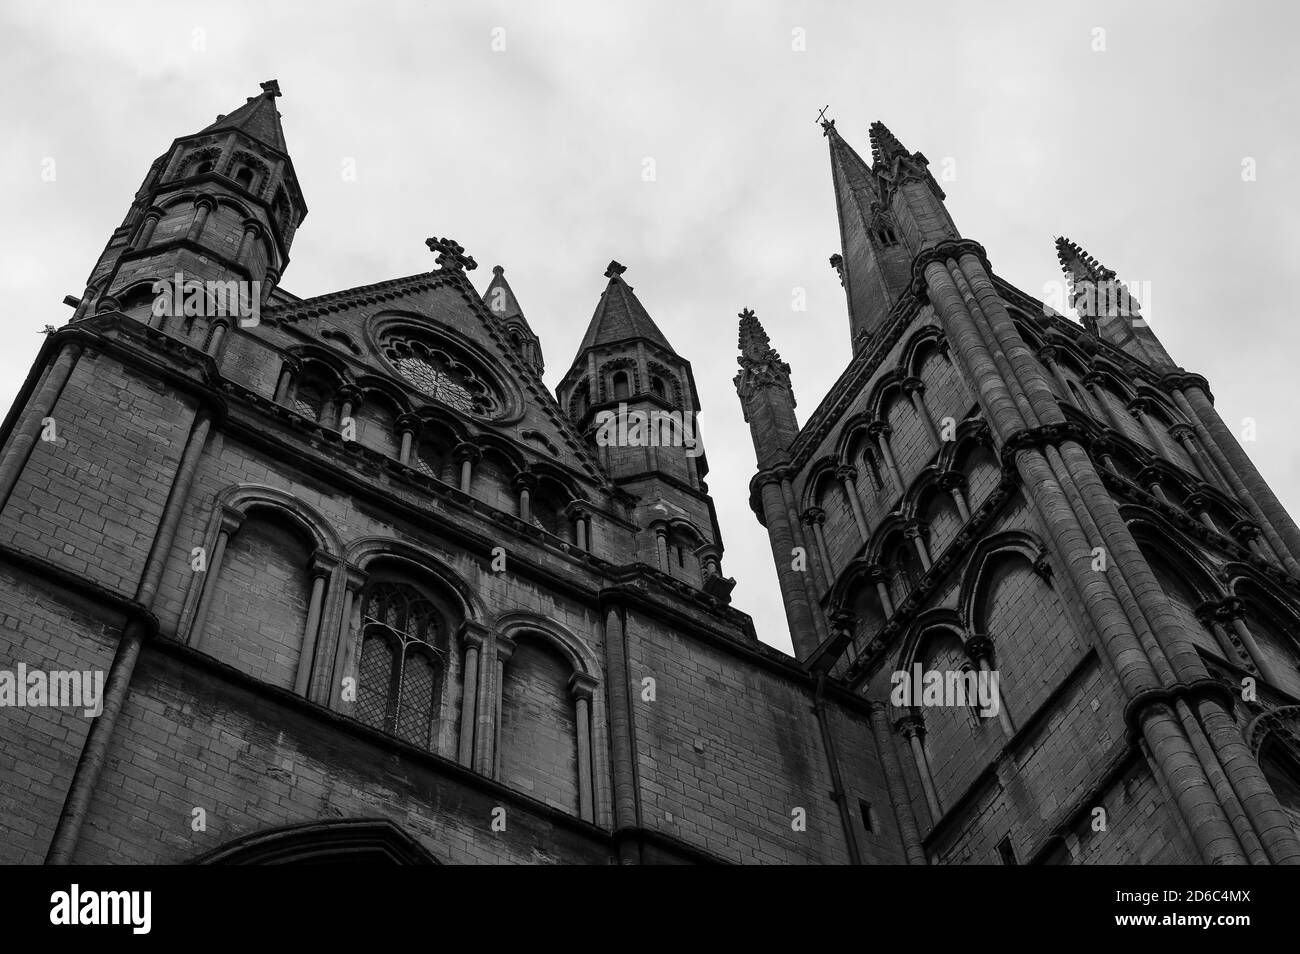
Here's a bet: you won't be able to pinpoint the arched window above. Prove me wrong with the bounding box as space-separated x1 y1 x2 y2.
355 582 446 750
293 384 324 422
612 371 630 401
196 160 213 175
651 376 666 399
235 166 254 189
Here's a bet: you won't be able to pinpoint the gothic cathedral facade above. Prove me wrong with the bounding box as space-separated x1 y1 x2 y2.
2 84 1299 864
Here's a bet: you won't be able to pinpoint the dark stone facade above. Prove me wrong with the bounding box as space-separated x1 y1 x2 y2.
2 85 1299 864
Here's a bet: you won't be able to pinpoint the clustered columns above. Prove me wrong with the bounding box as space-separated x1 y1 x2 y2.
897 710 942 821
1165 422 1225 492
1231 520 1270 562
1195 597 1282 687
902 376 942 447
1167 372 1300 578
568 672 599 823
919 239 1300 865
965 633 1014 737
867 420 905 493
752 467 823 659
836 464 870 541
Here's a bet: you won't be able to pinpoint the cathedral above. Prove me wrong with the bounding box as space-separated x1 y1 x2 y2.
2 80 1299 865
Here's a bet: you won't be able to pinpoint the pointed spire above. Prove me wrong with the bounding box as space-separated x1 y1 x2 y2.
483 265 524 321
734 308 792 392
1055 236 1116 285
737 308 775 362
200 79 289 152
577 261 674 353
868 120 910 165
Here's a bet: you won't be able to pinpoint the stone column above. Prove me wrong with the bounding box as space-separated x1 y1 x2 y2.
903 376 941 447
457 622 488 767
1170 376 1300 575
336 384 361 436
188 506 245 650
0 340 84 511
801 506 833 590
937 471 970 521
273 357 300 405
1169 422 1226 490
898 711 941 822
186 196 215 243
294 551 338 697
868 563 895 618
235 219 262 268
330 566 368 714
47 407 213 864
837 464 870 541
868 701 926 864
569 672 599 823
512 472 535 524
965 634 1014 737
904 519 931 572
134 209 162 250
869 420 904 493
395 413 420 467
454 442 481 494
490 636 516 779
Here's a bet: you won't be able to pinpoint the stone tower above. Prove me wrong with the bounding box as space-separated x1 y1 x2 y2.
738 118 1300 864
0 83 880 866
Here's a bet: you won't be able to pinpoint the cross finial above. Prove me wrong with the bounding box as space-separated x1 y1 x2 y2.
260 79 282 98
425 236 478 272
817 105 835 134
604 260 626 279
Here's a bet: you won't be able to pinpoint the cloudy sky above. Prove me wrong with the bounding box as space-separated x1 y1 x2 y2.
2 0 1297 654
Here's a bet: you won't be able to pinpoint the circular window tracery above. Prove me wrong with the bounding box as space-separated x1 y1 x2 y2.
381 333 501 417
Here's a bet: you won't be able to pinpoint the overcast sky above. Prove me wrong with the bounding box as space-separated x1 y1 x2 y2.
3 0 1298 655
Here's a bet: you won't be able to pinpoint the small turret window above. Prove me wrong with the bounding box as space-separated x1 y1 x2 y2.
651 376 666 399
196 160 214 175
234 166 254 189
612 371 630 401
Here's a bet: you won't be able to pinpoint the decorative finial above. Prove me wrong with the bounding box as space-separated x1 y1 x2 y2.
425 236 478 272
604 260 626 279
1054 236 1115 283
737 308 774 359
492 264 504 276
260 79 282 98
868 120 909 165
